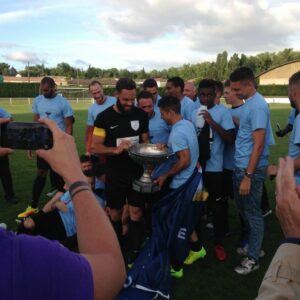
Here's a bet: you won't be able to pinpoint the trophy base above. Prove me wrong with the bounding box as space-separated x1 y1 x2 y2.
132 179 160 193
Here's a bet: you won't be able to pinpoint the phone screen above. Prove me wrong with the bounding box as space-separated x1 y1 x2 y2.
0 122 53 150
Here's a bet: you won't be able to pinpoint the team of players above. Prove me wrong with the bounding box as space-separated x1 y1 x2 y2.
4 67 300 278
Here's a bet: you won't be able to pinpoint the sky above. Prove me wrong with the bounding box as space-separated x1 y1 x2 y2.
0 0 300 71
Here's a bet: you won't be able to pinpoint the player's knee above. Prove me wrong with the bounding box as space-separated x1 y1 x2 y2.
24 218 35 230
129 206 143 221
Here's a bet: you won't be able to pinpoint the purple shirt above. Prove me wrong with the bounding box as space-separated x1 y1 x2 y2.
0 229 93 300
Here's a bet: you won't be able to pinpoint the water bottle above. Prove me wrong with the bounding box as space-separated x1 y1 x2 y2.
196 105 207 130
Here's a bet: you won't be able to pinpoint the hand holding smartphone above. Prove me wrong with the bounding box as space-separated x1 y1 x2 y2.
0 122 53 150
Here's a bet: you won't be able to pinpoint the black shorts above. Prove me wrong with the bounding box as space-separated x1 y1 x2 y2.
203 171 224 200
37 156 50 170
223 169 234 199
105 175 172 209
105 175 138 209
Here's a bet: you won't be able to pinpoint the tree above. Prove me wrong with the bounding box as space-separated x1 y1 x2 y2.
0 63 11 75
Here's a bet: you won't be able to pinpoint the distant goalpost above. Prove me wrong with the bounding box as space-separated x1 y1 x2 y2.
57 86 93 103
0 87 94 105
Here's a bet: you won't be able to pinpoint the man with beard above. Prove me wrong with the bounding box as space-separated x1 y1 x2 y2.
17 77 74 219
91 78 149 263
85 80 116 154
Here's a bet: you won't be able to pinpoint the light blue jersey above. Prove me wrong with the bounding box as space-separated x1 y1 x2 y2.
87 96 116 126
0 107 11 118
234 92 273 169
58 192 76 237
223 105 244 170
193 97 201 109
58 191 105 237
191 104 235 172
32 94 73 131
168 119 199 188
149 110 170 144
288 114 300 184
155 95 162 107
288 108 297 125
181 96 196 121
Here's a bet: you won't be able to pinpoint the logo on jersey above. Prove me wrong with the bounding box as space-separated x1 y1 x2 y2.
131 120 139 131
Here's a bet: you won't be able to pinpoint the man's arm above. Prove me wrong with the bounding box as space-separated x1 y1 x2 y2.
201 110 235 143
91 134 129 156
239 129 266 195
85 125 94 154
256 157 300 300
155 149 190 188
64 116 73 135
36 118 125 300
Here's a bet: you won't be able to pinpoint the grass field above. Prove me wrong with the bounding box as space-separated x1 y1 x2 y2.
0 100 292 300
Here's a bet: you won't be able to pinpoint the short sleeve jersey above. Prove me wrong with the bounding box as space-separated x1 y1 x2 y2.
58 191 76 237
191 104 235 172
288 114 300 184
223 104 244 170
168 119 199 188
87 96 116 126
288 108 297 125
94 106 149 176
0 107 11 118
0 229 93 300
149 110 170 144
234 92 273 169
32 94 74 131
181 96 196 121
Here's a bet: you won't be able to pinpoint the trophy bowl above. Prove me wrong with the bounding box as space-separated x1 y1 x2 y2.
128 143 172 193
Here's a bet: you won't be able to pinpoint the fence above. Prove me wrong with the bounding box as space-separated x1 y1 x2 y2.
0 97 95 105
0 97 290 105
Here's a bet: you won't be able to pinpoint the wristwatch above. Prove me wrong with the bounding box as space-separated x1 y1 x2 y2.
244 171 252 178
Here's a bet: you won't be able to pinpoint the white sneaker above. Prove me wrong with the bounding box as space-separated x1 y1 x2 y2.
235 257 259 275
236 244 265 258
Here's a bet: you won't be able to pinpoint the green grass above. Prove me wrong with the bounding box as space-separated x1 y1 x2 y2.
0 100 292 300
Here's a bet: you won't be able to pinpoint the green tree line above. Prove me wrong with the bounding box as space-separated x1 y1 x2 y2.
0 48 299 81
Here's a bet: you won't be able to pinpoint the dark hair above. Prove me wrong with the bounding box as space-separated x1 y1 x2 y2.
137 91 153 103
289 71 300 86
198 79 216 92
167 77 184 92
116 78 136 92
143 78 158 89
229 67 255 83
214 80 224 95
80 154 91 163
88 80 102 89
223 79 231 87
158 96 181 114
41 76 56 87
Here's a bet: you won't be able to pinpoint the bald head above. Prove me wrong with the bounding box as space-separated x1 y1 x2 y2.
183 81 197 101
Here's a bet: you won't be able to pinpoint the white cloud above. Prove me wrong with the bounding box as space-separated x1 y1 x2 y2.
0 42 19 49
100 0 300 54
3 51 45 64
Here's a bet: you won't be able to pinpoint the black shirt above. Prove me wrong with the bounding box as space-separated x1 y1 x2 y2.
94 106 149 182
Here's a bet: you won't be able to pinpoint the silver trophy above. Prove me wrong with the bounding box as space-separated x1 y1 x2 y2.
128 143 172 193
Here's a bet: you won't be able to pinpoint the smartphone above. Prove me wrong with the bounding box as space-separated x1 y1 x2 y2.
276 122 281 131
0 122 53 150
